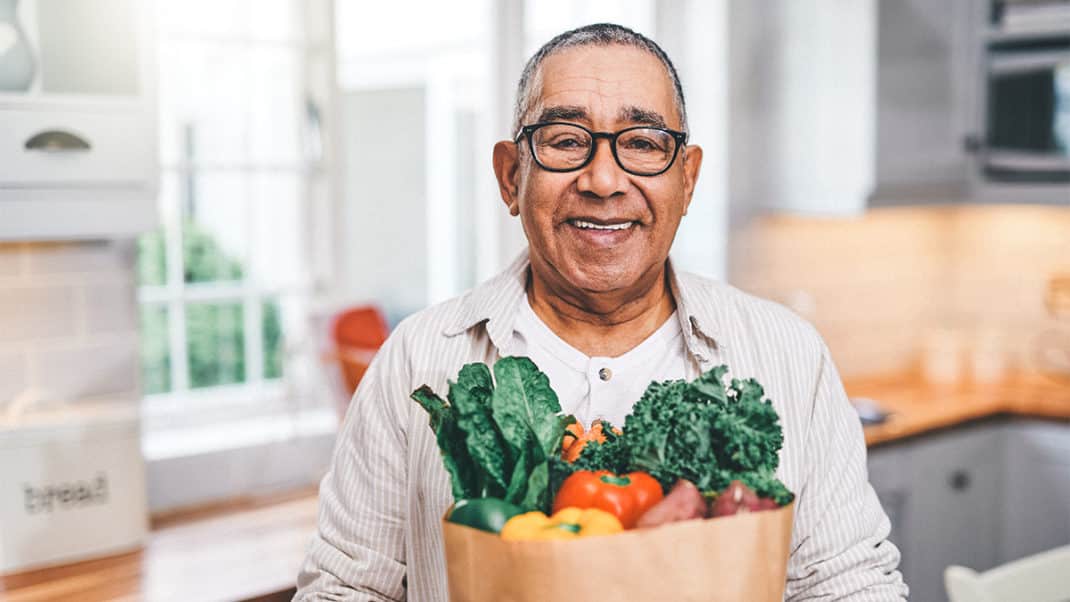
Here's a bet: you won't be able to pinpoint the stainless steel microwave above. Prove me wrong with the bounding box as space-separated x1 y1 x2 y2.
984 33 1070 182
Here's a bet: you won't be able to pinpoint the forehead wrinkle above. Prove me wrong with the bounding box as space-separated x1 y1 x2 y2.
532 103 670 131
523 50 682 130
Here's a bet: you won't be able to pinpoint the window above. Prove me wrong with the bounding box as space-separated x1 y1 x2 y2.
138 0 332 421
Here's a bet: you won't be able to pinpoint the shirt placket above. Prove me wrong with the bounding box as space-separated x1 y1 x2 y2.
584 357 615 427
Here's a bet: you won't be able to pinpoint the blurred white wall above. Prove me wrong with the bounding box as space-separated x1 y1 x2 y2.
338 87 429 323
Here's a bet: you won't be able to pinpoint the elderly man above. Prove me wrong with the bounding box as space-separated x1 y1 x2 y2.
296 23 908 601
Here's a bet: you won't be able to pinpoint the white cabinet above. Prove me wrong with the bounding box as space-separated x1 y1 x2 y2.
906 423 1003 602
868 418 1070 602
1000 419 1070 564
868 422 1003 602
728 0 877 216
870 0 981 207
730 0 983 216
0 0 157 241
729 0 1067 215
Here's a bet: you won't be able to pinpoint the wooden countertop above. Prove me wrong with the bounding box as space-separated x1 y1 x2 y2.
849 373 1070 447
0 490 318 602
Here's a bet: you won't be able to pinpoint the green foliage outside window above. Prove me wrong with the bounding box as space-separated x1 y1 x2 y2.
137 221 284 394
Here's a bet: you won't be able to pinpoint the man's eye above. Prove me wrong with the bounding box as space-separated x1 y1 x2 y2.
547 137 588 150
622 137 665 152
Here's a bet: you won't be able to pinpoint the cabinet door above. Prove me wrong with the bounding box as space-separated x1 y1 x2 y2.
871 0 980 205
0 108 154 187
867 445 912 582
1001 420 1070 563
0 0 157 240
908 424 1003 602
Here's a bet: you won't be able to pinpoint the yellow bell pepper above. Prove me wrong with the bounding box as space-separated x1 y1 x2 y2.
500 507 623 541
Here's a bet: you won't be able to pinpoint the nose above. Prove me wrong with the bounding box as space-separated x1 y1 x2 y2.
575 139 629 199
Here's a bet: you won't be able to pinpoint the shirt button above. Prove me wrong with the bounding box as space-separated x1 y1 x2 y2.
598 367 612 381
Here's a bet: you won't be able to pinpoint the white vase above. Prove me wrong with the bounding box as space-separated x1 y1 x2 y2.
0 0 34 92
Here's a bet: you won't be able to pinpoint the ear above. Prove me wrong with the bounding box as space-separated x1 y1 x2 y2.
493 140 521 216
680 144 703 216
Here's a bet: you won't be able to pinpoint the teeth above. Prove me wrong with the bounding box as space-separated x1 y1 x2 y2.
571 220 633 231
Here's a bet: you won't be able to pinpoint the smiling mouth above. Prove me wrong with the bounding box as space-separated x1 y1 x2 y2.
567 219 637 231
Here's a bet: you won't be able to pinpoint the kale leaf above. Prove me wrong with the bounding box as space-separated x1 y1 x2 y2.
555 365 793 504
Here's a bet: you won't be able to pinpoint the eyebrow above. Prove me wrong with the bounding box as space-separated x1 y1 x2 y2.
534 105 671 129
536 105 588 123
618 106 669 129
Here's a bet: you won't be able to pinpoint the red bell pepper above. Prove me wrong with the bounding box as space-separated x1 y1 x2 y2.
552 470 664 529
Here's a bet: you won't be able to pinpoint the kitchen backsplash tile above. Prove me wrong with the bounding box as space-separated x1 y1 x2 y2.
0 349 28 404
24 240 136 276
0 243 26 279
730 205 1070 379
0 283 79 343
83 277 139 335
0 241 140 405
28 335 141 401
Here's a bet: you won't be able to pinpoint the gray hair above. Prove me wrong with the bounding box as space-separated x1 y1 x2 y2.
513 23 688 135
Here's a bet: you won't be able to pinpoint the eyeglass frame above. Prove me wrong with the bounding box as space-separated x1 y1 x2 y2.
513 121 689 177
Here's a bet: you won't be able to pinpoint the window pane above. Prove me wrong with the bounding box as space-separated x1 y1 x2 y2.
183 173 248 283
159 41 249 164
262 298 284 380
137 229 167 287
336 0 487 58
248 0 303 42
139 305 171 394
158 0 249 38
248 47 301 163
186 301 245 388
138 174 180 287
250 173 303 288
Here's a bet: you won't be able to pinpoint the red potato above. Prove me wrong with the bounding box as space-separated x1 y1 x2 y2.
756 497 779 511
635 479 706 528
708 480 778 517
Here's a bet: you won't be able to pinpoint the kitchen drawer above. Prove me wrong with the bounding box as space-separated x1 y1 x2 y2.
0 108 154 189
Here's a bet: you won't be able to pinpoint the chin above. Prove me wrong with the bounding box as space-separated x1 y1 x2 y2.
562 259 644 294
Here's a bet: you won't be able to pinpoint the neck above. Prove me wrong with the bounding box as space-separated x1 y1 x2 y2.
526 260 676 358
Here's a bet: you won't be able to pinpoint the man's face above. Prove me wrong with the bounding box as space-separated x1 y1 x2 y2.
500 44 702 297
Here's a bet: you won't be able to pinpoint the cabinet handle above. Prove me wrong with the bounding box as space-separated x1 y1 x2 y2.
949 470 971 492
24 130 92 152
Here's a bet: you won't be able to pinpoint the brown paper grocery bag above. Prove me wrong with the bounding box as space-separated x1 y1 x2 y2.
442 501 794 602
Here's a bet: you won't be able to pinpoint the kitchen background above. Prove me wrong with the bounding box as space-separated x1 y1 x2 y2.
0 0 1068 601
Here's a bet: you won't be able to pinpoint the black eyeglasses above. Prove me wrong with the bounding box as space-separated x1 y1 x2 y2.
514 122 688 176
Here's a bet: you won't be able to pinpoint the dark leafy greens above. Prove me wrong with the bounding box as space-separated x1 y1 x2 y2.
552 365 794 506
412 356 572 513
416 359 794 512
